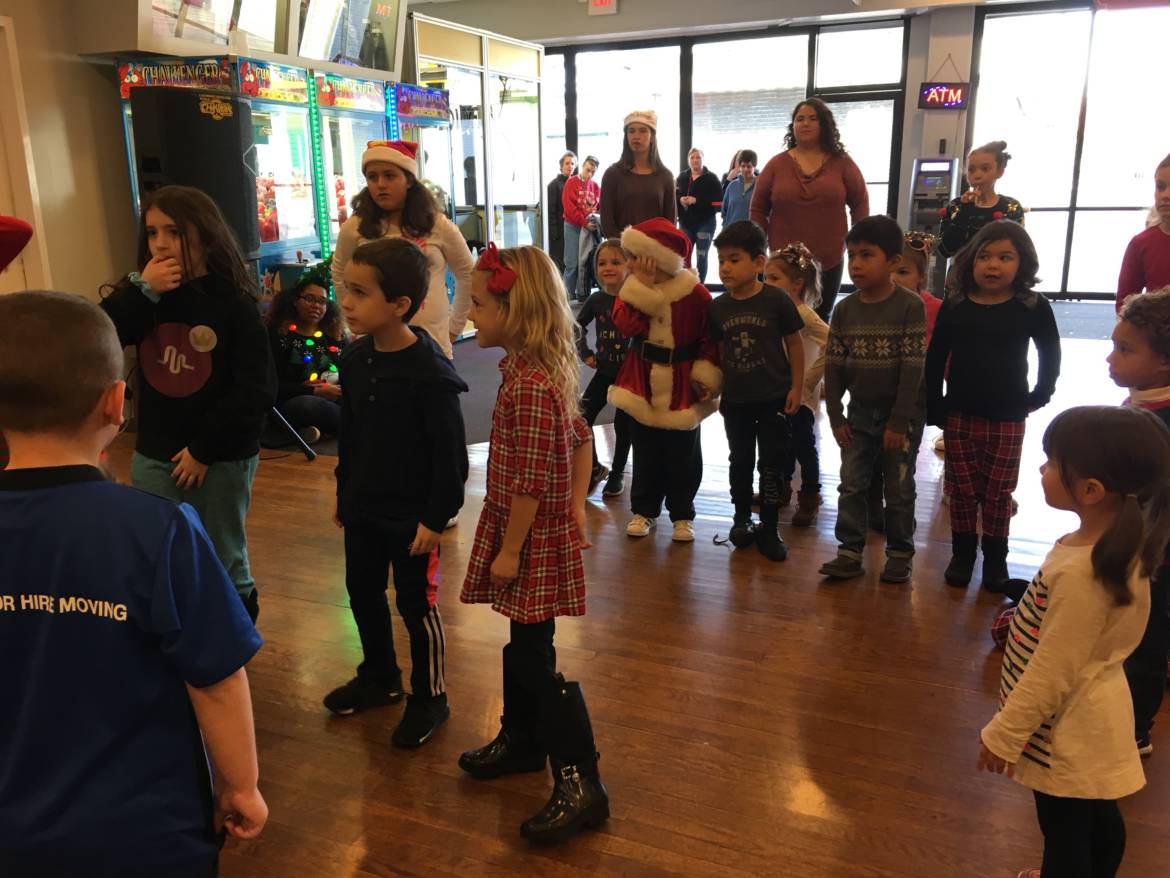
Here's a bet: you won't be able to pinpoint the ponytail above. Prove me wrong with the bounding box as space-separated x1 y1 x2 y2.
1092 494 1143 606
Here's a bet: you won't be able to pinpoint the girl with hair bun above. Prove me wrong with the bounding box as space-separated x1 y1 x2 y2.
939 140 1025 259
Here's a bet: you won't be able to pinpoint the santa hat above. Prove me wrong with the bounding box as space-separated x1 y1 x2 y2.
362 140 419 176
621 217 691 275
623 110 657 131
0 216 32 273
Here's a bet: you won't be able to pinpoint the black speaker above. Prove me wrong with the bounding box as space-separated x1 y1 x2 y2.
129 87 261 259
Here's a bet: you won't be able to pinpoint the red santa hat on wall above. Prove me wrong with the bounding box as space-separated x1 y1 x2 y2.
620 217 692 275
0 216 33 273
361 139 420 177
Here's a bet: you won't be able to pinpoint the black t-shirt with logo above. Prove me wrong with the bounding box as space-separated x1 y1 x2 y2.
708 283 805 404
101 275 276 464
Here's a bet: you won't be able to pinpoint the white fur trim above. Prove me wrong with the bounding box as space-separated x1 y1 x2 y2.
621 226 686 275
618 271 699 316
690 358 723 397
362 145 418 177
608 385 713 430
648 363 674 413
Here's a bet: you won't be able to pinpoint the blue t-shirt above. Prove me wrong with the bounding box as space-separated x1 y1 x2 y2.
0 466 262 877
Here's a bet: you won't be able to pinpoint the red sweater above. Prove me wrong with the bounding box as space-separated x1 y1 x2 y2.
1117 225 1170 311
562 175 600 229
749 151 869 271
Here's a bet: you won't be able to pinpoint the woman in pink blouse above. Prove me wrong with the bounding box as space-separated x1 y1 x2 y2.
751 99 869 321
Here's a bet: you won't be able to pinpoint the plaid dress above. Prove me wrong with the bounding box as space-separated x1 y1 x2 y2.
461 354 591 623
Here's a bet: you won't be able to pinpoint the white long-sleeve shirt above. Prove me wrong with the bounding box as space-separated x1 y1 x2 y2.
794 302 828 412
332 212 473 359
982 540 1148 800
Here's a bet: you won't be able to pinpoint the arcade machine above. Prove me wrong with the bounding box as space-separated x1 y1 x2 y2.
906 157 959 294
237 60 321 281
312 72 388 250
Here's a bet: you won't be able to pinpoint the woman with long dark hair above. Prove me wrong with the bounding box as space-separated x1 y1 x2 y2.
331 140 473 358
598 110 676 239
751 99 869 321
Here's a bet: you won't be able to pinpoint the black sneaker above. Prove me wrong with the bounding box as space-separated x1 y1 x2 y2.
602 472 625 497
392 694 450 749
323 675 404 715
728 518 757 548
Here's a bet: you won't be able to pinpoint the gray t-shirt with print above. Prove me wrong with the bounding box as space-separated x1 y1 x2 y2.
708 283 805 404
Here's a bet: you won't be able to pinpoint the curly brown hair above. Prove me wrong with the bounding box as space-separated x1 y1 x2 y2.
784 99 846 156
1120 287 1170 362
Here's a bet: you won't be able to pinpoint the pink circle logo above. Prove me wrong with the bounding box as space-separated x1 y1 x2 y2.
140 323 213 397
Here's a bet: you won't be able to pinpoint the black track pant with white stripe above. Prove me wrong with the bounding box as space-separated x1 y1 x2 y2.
344 522 446 698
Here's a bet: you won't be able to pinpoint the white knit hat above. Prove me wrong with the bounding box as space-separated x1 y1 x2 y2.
623 110 658 131
361 139 419 176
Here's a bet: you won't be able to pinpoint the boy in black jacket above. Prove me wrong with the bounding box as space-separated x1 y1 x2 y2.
327 238 469 750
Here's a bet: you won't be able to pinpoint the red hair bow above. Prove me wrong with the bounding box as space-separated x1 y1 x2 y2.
475 242 516 295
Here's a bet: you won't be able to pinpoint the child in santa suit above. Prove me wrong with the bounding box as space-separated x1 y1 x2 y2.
607 218 722 543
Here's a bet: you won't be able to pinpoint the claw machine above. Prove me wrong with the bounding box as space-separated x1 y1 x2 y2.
388 83 455 221
237 60 321 279
312 72 388 250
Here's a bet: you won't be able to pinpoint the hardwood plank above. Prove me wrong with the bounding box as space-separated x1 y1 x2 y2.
101 337 1170 877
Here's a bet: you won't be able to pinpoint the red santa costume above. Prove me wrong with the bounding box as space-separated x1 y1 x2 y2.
606 218 722 538
607 218 722 429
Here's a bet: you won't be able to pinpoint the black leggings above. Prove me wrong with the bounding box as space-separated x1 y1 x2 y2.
1034 791 1126 878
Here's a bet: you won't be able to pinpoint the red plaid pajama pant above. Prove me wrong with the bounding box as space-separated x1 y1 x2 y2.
944 412 1025 538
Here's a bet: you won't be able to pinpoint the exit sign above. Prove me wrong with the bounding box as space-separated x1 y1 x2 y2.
588 0 618 15
918 82 969 110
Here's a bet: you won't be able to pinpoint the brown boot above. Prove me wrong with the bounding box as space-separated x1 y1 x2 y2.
791 491 821 527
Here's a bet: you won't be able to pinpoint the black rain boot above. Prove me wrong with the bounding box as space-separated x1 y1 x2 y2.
981 536 1011 593
520 677 609 844
755 508 788 562
458 644 547 779
944 532 978 587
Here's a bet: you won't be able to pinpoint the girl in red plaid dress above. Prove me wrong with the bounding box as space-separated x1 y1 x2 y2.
925 221 1061 591
458 244 609 844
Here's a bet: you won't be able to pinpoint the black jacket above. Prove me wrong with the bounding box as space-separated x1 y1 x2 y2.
675 167 723 228
100 275 276 463
547 173 569 243
335 328 469 532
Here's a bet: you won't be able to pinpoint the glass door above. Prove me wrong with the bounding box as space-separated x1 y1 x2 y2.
252 104 317 247
488 73 541 247
420 62 487 247
320 110 387 242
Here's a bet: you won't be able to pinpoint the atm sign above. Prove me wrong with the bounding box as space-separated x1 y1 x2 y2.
918 82 969 110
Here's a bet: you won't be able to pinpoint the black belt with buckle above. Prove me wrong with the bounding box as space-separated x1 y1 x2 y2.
636 338 700 365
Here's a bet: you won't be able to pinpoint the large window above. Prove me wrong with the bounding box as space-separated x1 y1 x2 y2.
692 34 807 237
972 4 1170 297
576 47 681 176
541 53 568 181
824 97 896 220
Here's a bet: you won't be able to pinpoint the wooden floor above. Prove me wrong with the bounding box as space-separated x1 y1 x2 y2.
105 337 1170 877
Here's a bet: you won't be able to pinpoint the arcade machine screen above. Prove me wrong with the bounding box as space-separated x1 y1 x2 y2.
253 107 317 245
321 113 385 241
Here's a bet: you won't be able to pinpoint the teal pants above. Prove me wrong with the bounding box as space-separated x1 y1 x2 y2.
131 452 259 599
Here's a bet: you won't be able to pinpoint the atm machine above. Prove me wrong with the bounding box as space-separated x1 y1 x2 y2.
907 157 959 293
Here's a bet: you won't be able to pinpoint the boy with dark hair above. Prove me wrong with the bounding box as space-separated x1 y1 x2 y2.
1110 287 1170 756
820 215 927 583
709 220 805 560
721 150 759 226
328 237 470 749
0 291 266 877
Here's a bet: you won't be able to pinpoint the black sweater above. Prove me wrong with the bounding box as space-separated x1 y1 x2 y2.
575 291 631 377
675 167 723 228
269 325 346 405
100 275 276 463
335 329 469 533
925 293 1061 426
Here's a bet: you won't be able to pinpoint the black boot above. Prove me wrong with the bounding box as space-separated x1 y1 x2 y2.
981 536 1011 593
520 677 609 843
458 644 546 779
944 532 978 587
240 587 259 623
755 510 788 562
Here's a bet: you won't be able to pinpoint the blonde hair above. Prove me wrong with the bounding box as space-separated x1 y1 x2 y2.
766 248 822 309
481 246 580 406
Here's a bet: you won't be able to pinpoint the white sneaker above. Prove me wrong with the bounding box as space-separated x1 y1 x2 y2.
626 514 656 537
672 520 695 542
932 434 945 453
298 425 322 445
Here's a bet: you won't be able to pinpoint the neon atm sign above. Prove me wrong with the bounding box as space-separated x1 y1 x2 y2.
918 82 969 110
